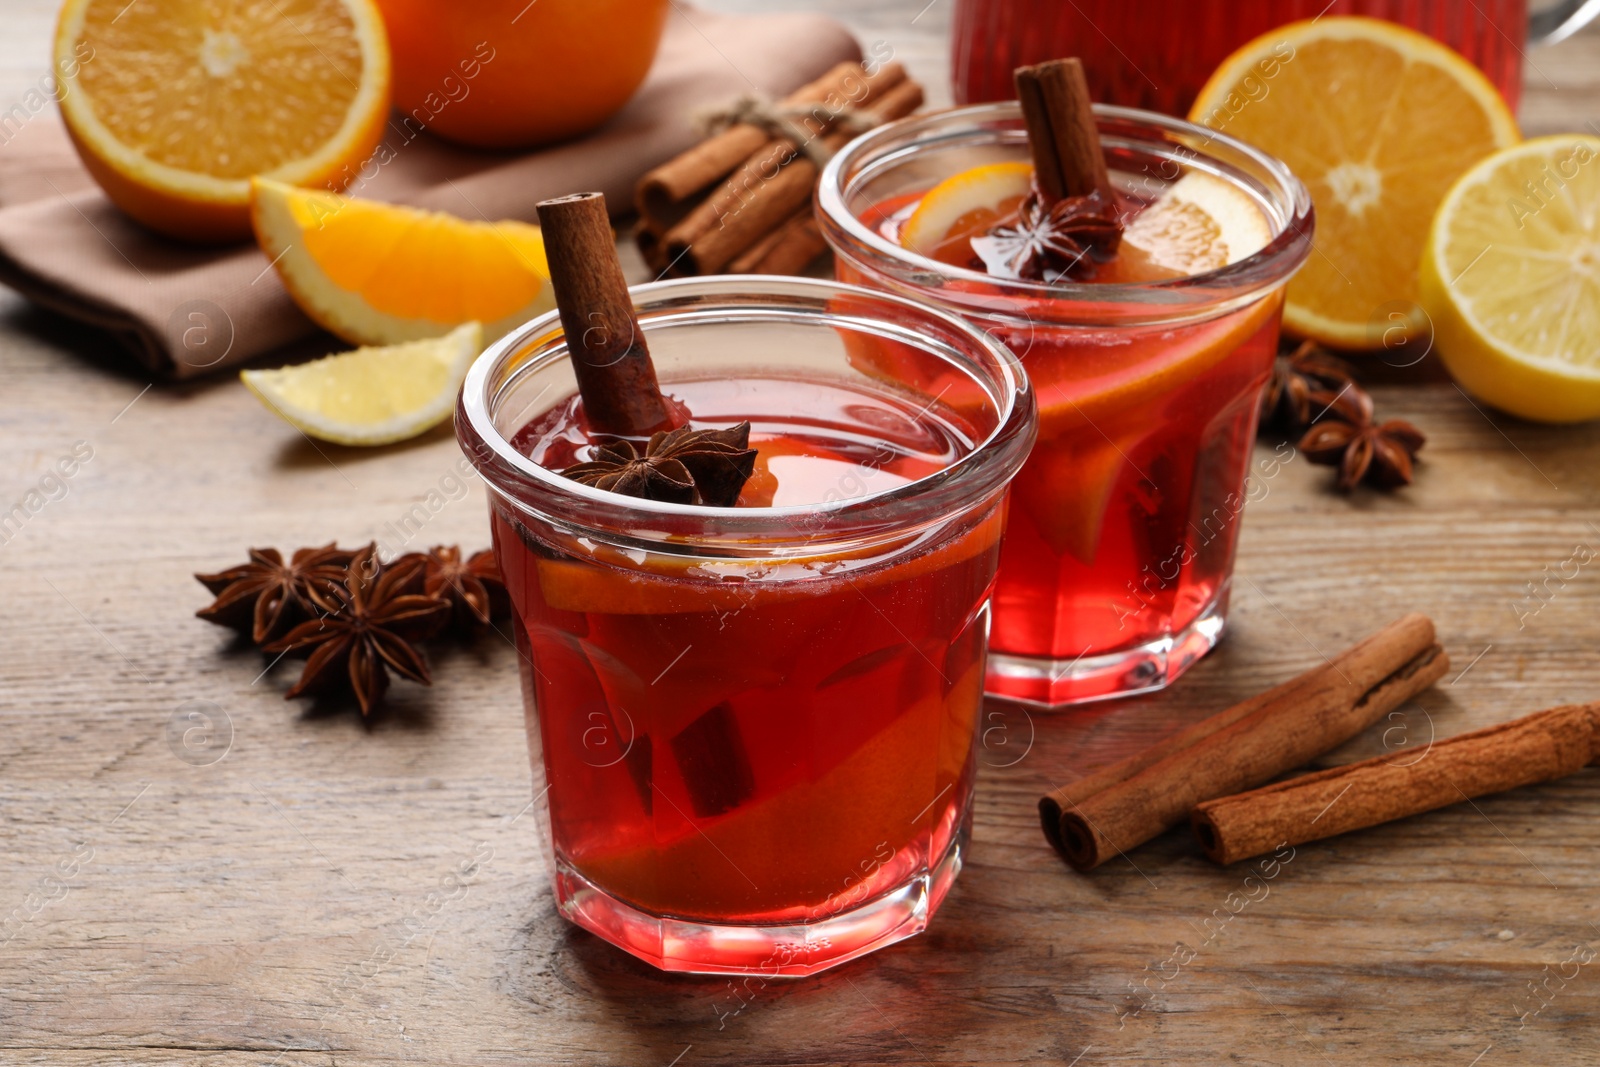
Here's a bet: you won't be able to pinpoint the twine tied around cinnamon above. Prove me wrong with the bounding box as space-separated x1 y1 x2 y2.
635 61 922 277
692 93 882 167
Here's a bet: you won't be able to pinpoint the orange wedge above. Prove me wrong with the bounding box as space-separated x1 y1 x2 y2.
251 178 555 345
1190 16 1518 348
55 0 390 242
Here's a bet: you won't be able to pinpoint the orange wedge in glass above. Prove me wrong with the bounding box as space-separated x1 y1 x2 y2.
55 0 390 242
1190 16 1518 348
251 178 554 345
1030 171 1278 440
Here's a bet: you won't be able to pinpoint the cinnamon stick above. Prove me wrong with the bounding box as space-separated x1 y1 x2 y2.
728 208 827 275
1041 614 1449 871
534 192 674 437
661 73 922 277
1193 703 1600 865
1013 58 1112 202
636 61 898 225
635 218 667 273
727 208 804 273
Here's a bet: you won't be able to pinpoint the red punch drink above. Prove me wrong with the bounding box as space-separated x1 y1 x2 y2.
819 102 1314 705
458 277 1034 975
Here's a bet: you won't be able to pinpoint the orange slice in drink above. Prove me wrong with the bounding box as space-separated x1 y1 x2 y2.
1030 290 1283 442
899 161 1034 261
55 0 390 242
1190 16 1519 348
1016 172 1279 560
1120 172 1272 275
1009 432 1133 565
575 687 954 917
1017 287 1281 563
1024 168 1279 435
251 178 554 345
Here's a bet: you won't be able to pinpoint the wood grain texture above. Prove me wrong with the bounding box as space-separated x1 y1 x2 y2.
3 2 1600 1065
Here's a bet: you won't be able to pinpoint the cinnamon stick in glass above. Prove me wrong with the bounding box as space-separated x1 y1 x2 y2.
1192 702 1599 865
535 192 674 437
1013 58 1113 202
636 61 903 226
1040 614 1449 871
661 73 922 277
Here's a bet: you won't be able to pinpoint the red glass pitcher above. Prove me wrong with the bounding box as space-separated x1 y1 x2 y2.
952 0 1600 115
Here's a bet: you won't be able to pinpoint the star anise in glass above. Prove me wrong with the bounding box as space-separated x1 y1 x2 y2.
970 190 1123 282
1298 388 1426 491
561 422 757 506
1260 341 1361 434
403 545 509 633
263 547 450 716
195 543 354 644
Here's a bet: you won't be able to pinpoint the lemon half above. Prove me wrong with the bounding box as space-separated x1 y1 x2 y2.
1421 136 1600 423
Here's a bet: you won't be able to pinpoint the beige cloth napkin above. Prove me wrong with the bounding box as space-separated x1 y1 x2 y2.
0 7 859 378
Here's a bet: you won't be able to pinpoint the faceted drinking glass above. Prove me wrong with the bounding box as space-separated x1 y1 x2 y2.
818 104 1314 706
457 276 1035 974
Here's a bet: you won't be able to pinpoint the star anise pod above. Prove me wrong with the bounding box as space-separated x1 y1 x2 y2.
195 543 354 644
263 547 450 716
405 545 509 632
970 190 1123 281
1260 340 1361 434
561 422 757 506
1298 389 1426 491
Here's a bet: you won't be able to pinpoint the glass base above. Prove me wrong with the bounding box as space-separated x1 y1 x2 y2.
984 584 1230 707
552 824 968 976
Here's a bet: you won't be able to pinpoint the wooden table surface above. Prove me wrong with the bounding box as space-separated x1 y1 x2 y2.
4 3 1600 1065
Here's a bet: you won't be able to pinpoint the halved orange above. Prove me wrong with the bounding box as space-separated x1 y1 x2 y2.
1190 16 1519 348
251 178 554 345
55 0 391 242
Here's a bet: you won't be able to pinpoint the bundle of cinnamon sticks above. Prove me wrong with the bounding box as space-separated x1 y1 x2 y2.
1041 614 1600 868
634 60 924 277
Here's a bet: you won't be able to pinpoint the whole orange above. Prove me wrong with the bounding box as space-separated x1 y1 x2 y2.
376 0 668 149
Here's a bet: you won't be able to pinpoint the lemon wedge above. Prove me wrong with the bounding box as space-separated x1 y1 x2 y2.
1421 135 1600 423
241 322 482 445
